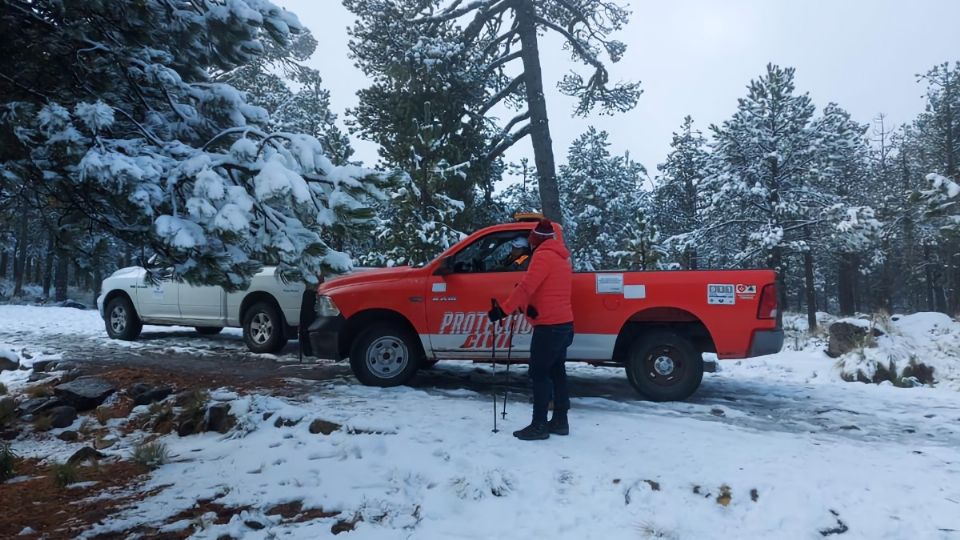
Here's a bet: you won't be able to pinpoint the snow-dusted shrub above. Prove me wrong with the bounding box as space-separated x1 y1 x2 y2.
836 312 960 389
131 441 170 470
0 442 17 482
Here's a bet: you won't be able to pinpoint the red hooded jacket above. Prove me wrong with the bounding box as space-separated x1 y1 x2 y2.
501 237 574 326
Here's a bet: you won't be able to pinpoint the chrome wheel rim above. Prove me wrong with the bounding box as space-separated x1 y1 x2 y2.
110 305 127 333
653 355 675 376
643 346 686 387
250 312 273 344
365 336 409 379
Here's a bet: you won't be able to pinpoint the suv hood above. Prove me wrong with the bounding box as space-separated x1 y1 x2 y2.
108 266 145 279
319 266 420 293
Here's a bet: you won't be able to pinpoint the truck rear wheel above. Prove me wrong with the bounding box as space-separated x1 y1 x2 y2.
349 322 422 387
626 331 703 402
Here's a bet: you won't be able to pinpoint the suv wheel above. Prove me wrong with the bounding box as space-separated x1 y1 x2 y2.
242 301 287 353
626 331 704 401
350 322 422 387
105 296 142 341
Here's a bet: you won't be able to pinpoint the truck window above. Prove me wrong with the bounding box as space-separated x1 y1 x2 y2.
451 231 531 273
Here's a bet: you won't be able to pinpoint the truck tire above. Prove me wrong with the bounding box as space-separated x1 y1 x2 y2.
349 322 422 387
195 326 223 335
242 301 287 353
105 295 142 341
626 331 704 402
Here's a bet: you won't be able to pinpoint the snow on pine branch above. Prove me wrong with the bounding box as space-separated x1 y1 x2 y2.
0 0 390 291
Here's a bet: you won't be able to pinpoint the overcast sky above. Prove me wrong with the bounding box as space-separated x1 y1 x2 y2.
277 0 960 186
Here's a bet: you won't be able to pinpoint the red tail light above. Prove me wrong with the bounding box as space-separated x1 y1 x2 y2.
757 283 778 319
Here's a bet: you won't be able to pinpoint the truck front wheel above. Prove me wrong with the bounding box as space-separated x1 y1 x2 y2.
105 295 143 341
626 331 704 402
350 323 422 387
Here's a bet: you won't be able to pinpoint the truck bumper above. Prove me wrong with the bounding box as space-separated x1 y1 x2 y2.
749 329 784 357
307 314 344 360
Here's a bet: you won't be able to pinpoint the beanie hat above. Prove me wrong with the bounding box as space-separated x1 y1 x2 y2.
531 219 555 238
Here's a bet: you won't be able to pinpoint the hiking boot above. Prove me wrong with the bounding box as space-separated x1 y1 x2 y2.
512 422 549 441
548 414 569 436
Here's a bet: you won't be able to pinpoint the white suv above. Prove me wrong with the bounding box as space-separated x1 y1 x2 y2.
97 266 307 353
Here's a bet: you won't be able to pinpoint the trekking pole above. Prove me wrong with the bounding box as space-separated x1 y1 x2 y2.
501 308 516 420
490 299 500 434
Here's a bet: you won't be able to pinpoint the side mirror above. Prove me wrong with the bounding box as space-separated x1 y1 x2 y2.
434 256 454 276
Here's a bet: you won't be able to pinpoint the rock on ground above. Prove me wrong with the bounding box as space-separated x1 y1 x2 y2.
47 406 77 429
54 378 116 411
827 320 884 358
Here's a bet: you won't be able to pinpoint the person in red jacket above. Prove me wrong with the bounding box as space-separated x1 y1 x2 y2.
489 219 574 441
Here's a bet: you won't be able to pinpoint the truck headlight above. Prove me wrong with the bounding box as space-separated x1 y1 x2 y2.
315 295 341 317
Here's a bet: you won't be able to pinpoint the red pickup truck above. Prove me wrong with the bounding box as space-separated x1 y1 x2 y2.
304 219 783 401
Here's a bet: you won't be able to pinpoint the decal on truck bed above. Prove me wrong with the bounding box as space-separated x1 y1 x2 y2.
596 273 624 294
624 284 646 299
707 284 736 305
736 284 757 300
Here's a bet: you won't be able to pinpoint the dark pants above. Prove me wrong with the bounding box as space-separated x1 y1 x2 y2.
529 322 574 424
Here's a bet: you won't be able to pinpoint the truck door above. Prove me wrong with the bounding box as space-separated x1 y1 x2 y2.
177 282 224 324
136 271 179 321
425 230 534 359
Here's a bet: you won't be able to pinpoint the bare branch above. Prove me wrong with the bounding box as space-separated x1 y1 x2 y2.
481 26 519 57
0 72 51 102
484 123 531 163
463 0 512 42
479 75 524 116
534 16 605 73
485 50 522 72
497 111 530 140
408 0 500 24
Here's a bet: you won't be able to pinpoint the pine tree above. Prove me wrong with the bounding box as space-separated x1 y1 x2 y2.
360 105 467 267
613 208 666 270
346 0 499 263
0 0 388 291
698 65 878 327
559 127 645 270
653 116 709 269
399 0 641 224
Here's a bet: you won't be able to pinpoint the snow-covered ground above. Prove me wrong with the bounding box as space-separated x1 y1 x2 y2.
2 306 960 539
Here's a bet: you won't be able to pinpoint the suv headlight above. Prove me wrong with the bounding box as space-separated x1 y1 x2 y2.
315 295 341 317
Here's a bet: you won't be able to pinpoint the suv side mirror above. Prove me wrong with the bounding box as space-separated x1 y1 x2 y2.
434 256 454 276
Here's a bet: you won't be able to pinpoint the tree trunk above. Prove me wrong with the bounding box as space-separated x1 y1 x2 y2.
91 246 103 306
924 245 935 311
55 254 69 302
770 247 788 313
515 0 562 224
803 247 817 331
0 250 7 279
32 256 41 284
42 233 54 299
12 218 28 296
837 252 857 315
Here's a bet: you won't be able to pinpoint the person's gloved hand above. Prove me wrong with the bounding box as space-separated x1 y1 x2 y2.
488 302 506 323
525 305 539 319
